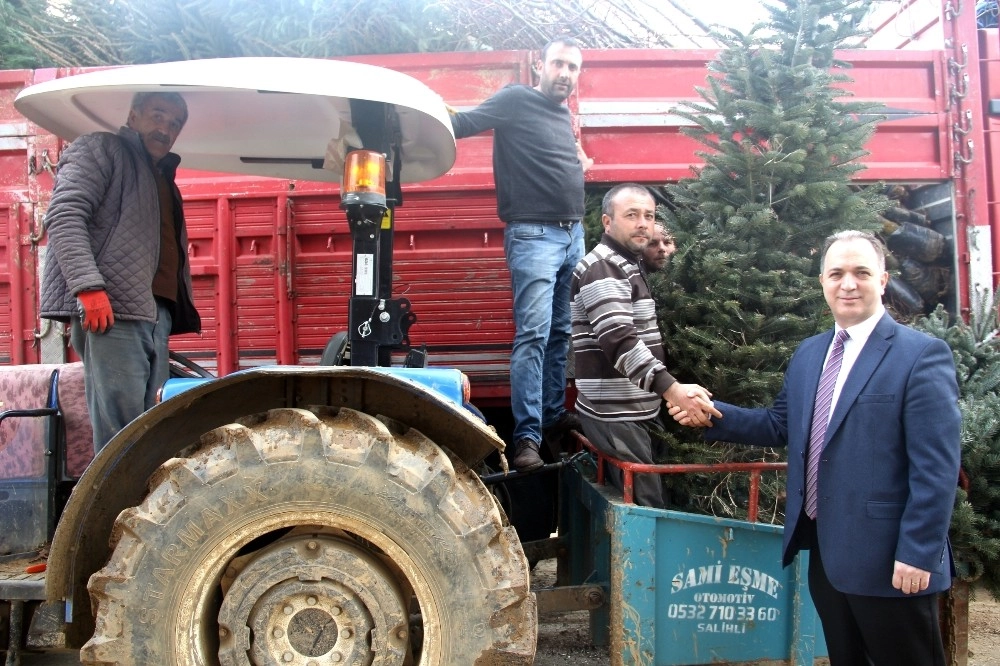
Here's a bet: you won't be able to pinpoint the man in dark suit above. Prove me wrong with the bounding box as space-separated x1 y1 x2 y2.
671 230 961 665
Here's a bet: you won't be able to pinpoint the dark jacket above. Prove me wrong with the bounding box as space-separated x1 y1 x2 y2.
40 127 200 335
706 313 961 597
450 85 585 223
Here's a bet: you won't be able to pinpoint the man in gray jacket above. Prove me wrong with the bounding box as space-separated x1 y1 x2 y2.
41 92 201 453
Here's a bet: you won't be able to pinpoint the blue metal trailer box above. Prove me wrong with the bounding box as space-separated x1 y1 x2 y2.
562 460 830 665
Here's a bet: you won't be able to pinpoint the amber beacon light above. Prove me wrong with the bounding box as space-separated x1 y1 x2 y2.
341 149 387 208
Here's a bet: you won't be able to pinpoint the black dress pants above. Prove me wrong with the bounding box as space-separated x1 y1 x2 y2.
805 519 946 666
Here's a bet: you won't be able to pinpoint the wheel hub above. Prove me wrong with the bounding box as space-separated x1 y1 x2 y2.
218 535 409 665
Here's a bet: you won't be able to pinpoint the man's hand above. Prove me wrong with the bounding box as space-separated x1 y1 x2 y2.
663 383 721 427
576 141 594 172
667 402 692 426
76 289 114 333
892 560 931 595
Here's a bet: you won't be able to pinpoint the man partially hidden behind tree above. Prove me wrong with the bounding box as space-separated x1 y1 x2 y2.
642 220 675 273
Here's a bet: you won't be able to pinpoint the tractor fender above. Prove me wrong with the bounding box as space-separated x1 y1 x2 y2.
46 366 505 647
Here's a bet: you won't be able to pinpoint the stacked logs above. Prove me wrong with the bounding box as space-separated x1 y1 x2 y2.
880 184 955 319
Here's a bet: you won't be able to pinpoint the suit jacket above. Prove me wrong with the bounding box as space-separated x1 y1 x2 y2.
706 312 961 597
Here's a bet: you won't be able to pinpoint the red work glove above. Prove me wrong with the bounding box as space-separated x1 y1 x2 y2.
76 289 114 333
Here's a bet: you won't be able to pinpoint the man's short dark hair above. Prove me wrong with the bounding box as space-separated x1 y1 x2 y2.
540 37 582 62
820 230 887 273
130 91 189 127
602 183 652 217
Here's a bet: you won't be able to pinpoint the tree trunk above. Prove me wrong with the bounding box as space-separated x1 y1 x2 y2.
942 579 970 666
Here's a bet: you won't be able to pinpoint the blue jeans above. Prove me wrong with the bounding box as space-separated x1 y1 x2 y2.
70 301 172 453
504 221 585 444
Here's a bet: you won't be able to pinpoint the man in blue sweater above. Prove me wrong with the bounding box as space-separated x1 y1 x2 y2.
451 38 591 471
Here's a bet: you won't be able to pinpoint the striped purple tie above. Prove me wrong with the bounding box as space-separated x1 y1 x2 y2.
804 329 849 519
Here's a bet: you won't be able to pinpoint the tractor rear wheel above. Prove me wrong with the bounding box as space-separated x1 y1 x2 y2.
80 407 536 665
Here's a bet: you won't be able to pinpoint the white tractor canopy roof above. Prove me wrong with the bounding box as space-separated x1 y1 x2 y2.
14 56 456 184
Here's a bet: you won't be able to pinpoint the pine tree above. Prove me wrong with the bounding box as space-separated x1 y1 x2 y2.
0 0 714 67
0 0 52 69
652 0 888 519
914 294 1000 598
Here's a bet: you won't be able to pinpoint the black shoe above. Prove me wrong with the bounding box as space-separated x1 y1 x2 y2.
511 438 544 472
542 411 582 453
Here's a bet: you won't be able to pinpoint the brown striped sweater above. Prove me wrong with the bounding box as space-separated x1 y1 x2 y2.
570 234 677 420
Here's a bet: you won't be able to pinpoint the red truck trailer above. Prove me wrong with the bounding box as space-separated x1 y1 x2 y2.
0 1 996 664
2 3 996 405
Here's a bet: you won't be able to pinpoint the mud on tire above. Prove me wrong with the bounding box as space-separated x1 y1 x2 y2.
81 407 536 665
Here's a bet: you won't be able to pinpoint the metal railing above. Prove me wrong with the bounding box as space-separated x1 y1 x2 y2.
571 430 787 523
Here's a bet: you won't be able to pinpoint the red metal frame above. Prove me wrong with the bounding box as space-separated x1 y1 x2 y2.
575 432 787 523
979 30 1000 287
2 3 995 384
864 0 946 50
945 7 994 309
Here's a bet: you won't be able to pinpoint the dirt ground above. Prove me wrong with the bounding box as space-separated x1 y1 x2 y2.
968 585 1000 666
9 566 999 664
532 558 610 665
532 560 1000 666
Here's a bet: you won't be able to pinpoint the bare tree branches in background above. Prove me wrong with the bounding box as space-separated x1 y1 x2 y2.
1 0 714 69
428 0 690 51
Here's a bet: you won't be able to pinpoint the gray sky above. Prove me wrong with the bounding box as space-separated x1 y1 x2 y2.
631 0 773 48
662 1 942 50
676 0 770 29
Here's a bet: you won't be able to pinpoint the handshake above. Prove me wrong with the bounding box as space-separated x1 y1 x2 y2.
664 382 722 428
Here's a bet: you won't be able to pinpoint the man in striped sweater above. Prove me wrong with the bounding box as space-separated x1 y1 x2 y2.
570 183 719 507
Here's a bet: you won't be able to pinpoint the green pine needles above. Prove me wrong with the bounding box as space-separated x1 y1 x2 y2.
650 0 1000 600
916 294 1000 598
652 0 888 520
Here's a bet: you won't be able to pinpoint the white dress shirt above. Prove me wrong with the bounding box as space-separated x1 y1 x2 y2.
824 304 885 423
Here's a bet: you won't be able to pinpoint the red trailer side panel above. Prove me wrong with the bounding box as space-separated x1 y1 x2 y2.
0 44 981 399
979 29 1000 287
0 70 40 365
